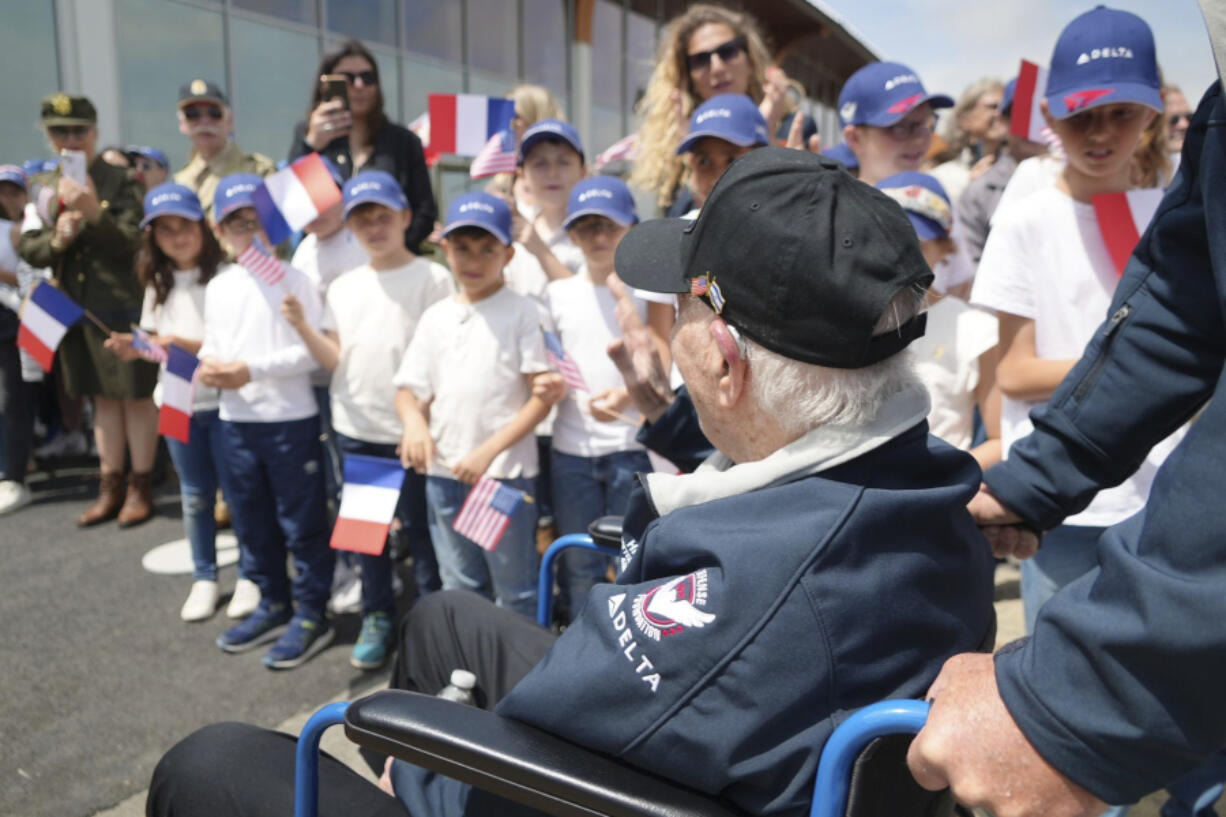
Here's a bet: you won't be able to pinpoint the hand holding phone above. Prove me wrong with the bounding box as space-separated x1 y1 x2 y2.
59 150 88 187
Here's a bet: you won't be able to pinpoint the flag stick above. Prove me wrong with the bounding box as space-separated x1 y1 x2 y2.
81 308 113 336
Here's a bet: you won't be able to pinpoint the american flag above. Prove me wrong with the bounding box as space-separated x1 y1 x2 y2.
593 133 638 170
237 237 285 286
131 326 169 364
469 129 518 179
453 476 526 551
543 329 588 393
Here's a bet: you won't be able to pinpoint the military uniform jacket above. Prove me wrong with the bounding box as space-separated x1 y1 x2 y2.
174 140 275 217
499 386 996 816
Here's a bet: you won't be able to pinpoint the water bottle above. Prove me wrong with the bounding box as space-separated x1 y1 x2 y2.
437 669 477 706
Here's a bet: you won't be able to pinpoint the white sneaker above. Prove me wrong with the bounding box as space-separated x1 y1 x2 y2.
34 430 88 460
0 481 31 516
180 580 220 622
227 578 262 619
327 569 363 615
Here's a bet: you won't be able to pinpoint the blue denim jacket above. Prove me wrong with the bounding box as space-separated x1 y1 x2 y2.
987 83 1226 804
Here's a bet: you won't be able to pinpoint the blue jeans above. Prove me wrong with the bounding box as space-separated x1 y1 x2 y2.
424 475 538 618
334 432 440 612
551 449 650 618
313 386 343 515
220 416 334 620
165 409 250 582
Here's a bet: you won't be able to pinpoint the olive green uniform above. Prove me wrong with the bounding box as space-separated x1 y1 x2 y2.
174 141 275 218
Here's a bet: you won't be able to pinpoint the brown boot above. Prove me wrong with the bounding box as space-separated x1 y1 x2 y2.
117 471 155 528
77 472 125 527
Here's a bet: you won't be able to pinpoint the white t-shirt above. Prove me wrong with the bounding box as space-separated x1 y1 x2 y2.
394 286 549 479
545 270 647 457
911 296 998 451
291 228 369 298
139 268 220 412
542 223 585 274
322 259 453 444
971 185 1183 527
502 243 550 301
989 154 1064 227
198 261 322 424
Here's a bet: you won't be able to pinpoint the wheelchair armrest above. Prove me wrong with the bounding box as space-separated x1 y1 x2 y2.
344 689 743 817
587 516 624 550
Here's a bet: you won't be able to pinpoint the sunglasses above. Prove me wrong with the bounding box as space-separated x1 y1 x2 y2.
337 69 378 87
49 125 90 138
1168 112 1191 127
686 37 746 73
183 105 224 122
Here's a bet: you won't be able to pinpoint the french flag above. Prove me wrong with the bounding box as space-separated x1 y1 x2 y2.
427 94 516 158
158 344 199 443
251 153 343 246
331 455 406 555
1010 60 1050 145
1092 189 1165 277
17 281 83 372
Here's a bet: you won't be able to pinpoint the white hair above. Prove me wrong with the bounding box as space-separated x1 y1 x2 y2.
741 285 927 436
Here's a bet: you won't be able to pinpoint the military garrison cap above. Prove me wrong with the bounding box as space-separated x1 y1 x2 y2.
41 93 97 126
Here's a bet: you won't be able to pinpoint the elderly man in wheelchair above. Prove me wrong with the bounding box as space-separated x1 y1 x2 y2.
147 149 995 817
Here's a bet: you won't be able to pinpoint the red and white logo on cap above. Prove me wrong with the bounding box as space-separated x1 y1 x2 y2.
1064 88 1116 113
887 93 924 115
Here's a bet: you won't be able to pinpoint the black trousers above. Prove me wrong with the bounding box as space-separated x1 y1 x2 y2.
0 341 30 483
147 591 556 817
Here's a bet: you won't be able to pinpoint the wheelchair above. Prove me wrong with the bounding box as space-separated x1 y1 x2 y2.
292 519 958 817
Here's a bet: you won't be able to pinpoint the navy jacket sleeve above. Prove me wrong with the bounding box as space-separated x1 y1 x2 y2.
994 82 1226 804
635 386 716 473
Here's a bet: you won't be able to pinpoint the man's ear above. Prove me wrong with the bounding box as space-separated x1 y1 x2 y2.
177 112 191 138
709 318 748 410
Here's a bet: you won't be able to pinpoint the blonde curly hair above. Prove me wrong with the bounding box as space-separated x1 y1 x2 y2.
628 3 771 211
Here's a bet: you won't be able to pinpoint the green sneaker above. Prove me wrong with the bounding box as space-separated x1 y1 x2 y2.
350 612 394 669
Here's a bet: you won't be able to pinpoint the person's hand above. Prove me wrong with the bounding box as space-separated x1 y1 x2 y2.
532 372 568 406
397 423 435 474
589 388 631 423
57 176 101 221
760 66 790 137
305 98 352 150
606 273 674 423
52 210 85 249
970 153 997 181
907 652 1108 817
378 756 395 797
198 359 251 389
515 213 548 258
784 111 808 150
968 483 1040 559
280 293 306 330
103 331 138 361
451 444 496 485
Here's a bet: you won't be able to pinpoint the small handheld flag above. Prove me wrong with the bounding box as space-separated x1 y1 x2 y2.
593 133 639 170
1010 60 1050 145
158 344 200 443
17 281 84 372
250 153 343 246
131 326 169 364
543 329 588 393
1092 189 1165 277
237 236 286 286
409 111 441 168
453 476 526 552
427 94 516 158
331 455 407 555
470 129 519 179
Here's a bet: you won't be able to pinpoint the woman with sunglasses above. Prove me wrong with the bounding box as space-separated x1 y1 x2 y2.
17 94 160 528
289 38 437 255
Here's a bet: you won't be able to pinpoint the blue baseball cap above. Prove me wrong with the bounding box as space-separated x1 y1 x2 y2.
875 171 954 241
563 176 638 230
0 165 27 190
140 183 203 227
442 192 512 245
1045 6 1161 120
676 94 770 154
837 61 953 128
214 172 263 222
820 142 859 170
126 145 169 169
22 158 57 176
342 170 408 218
1000 78 1018 117
519 119 584 164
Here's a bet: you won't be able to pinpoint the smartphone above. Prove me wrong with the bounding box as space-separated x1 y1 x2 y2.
320 74 350 111
60 150 88 187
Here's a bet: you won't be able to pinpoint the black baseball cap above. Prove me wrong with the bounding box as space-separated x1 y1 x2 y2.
614 147 932 370
178 78 228 109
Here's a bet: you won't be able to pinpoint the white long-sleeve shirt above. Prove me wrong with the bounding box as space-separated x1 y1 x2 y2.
198 261 321 423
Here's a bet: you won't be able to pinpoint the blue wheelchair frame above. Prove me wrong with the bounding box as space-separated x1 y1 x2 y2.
535 534 619 627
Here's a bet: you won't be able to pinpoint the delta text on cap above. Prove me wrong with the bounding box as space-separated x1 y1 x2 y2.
442 191 512 245
614 147 932 370
342 170 409 218
563 176 638 230
213 172 263 222
1044 5 1161 119
837 62 953 128
141 183 204 228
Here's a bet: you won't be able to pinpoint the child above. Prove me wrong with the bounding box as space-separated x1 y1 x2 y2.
199 173 335 670
394 192 555 618
875 172 1001 469
0 165 34 516
545 176 651 622
970 6 1184 634
282 170 452 669
104 183 237 620
677 93 770 210
514 119 586 281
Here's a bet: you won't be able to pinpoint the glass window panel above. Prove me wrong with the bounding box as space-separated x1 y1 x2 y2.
628 0 658 17
327 0 397 46
522 0 568 99
591 0 622 109
591 105 623 156
0 3 60 163
403 0 461 64
467 0 518 77
467 71 515 100
233 0 315 25
402 55 463 121
625 11 657 112
373 49 402 124
115 0 225 169
230 19 320 162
